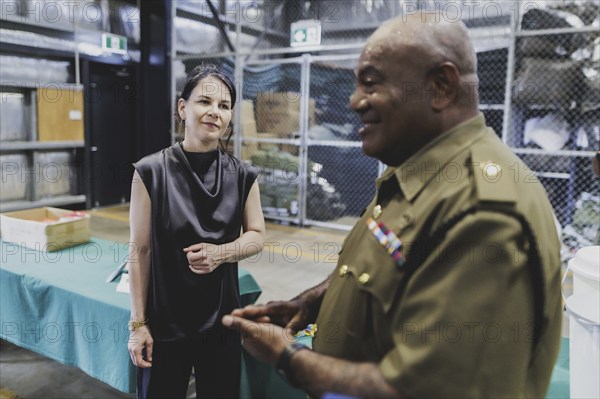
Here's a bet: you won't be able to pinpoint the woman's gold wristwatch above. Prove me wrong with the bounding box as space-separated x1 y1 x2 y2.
128 319 148 331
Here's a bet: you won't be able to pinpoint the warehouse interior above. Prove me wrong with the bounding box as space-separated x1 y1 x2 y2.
0 0 599 398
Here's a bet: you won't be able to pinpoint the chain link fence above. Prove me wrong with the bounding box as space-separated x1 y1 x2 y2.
242 60 303 222
306 58 378 225
508 3 599 253
173 1 599 245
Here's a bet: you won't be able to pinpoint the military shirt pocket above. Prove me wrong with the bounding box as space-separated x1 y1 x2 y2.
351 251 405 315
337 239 406 328
333 213 412 334
335 264 369 339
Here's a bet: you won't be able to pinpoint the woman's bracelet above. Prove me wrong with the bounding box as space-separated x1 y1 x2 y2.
128 319 149 331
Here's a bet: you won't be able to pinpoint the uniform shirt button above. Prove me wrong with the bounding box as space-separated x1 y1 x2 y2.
358 273 370 285
339 265 349 277
481 161 502 179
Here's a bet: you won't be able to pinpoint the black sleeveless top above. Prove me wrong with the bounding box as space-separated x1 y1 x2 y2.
183 149 218 193
133 143 258 341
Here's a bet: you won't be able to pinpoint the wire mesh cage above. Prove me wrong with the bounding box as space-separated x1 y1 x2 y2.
509 2 600 252
517 151 599 250
172 0 600 238
241 61 303 221
306 59 378 224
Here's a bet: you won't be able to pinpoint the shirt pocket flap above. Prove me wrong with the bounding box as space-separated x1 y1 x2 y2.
346 255 404 314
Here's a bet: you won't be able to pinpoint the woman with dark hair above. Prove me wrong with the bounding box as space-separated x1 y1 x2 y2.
127 64 265 398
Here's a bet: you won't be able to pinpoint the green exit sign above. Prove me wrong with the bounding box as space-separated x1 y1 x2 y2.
290 20 321 47
102 33 127 54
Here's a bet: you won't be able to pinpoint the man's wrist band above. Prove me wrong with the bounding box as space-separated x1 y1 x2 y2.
275 342 309 388
128 319 148 331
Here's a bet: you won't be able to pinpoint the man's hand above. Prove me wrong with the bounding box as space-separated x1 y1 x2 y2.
222 313 402 399
222 315 293 365
231 299 312 335
184 243 223 274
128 326 153 368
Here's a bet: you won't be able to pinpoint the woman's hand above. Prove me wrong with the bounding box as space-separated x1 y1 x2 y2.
128 326 153 368
184 243 224 274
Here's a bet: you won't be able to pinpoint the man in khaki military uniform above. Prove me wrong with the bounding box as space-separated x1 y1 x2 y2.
223 11 562 398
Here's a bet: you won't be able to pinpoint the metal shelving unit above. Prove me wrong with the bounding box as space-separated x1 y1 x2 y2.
0 195 87 213
1 17 85 211
502 4 599 245
1 0 142 212
176 6 287 44
0 141 85 151
0 81 83 89
171 1 599 233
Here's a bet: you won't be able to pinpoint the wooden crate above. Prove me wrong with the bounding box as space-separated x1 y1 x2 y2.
1 207 90 251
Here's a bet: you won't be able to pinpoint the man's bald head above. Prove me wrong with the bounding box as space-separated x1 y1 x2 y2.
373 12 477 76
363 11 480 111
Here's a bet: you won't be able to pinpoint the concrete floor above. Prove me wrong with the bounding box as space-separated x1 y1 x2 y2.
0 206 572 399
0 209 346 399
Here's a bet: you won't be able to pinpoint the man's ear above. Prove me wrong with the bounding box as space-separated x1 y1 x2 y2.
429 62 461 111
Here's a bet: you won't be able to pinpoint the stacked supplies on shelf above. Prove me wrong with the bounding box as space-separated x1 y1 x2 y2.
0 153 28 202
0 92 26 141
0 55 69 83
34 151 75 199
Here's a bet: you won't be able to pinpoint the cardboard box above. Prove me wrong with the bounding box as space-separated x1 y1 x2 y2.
240 100 256 124
241 141 259 160
1 207 90 251
256 92 315 136
238 100 258 138
37 87 84 141
242 120 258 138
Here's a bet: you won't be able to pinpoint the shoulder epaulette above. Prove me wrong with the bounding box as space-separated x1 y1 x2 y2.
469 145 517 204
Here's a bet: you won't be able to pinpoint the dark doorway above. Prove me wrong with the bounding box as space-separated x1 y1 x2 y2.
85 63 137 208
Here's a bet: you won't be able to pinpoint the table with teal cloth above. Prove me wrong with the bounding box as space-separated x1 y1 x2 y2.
0 238 571 397
0 238 262 394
